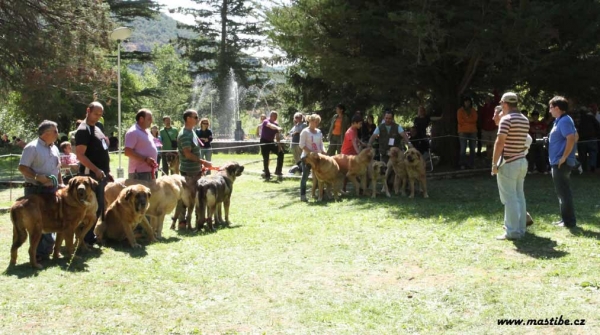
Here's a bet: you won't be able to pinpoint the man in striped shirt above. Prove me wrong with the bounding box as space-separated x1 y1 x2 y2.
492 92 530 240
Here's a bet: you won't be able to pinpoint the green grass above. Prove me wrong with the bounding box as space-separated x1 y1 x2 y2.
1 155 599 334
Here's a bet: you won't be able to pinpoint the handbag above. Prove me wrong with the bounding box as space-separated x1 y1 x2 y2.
164 130 177 149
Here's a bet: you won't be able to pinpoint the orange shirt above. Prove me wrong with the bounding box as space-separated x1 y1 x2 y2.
457 107 478 133
331 117 342 136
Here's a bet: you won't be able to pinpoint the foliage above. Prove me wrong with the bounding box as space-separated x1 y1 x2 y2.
124 13 197 53
266 0 600 163
174 0 267 136
106 0 161 22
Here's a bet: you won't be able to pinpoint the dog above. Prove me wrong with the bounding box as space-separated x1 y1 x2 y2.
95 185 154 248
368 160 387 198
404 148 429 198
333 147 374 197
195 162 244 232
104 174 194 239
384 147 408 197
305 152 343 201
10 176 98 269
165 153 180 175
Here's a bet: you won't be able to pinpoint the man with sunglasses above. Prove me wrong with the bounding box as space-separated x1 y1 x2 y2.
174 109 212 228
18 120 63 262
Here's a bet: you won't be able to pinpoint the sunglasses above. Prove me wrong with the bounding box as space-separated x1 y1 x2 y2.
201 122 208 125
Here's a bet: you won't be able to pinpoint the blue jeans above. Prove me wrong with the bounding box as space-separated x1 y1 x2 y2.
551 164 576 226
496 158 528 238
300 159 312 196
459 132 477 167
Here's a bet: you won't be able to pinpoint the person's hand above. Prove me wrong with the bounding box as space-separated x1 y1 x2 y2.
94 168 106 180
106 173 114 182
145 156 157 167
491 165 498 176
558 157 566 168
202 160 212 168
36 175 51 186
58 184 66 189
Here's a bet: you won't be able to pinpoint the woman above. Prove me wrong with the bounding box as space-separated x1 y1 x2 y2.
299 114 327 202
150 125 163 177
196 117 213 173
412 106 431 154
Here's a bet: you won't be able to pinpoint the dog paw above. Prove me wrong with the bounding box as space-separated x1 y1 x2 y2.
132 243 142 248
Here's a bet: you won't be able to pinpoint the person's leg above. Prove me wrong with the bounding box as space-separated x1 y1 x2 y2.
275 146 284 176
458 133 467 167
476 127 482 155
84 177 106 244
261 141 271 178
162 153 170 175
327 135 340 156
587 141 597 172
551 164 576 226
497 162 521 238
515 159 528 236
468 133 476 168
300 160 311 200
577 143 589 172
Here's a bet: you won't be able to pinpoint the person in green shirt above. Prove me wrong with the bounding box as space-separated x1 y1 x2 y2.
159 115 179 175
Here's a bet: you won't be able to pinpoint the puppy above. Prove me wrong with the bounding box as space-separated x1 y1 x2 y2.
304 152 343 201
95 185 155 248
195 162 244 232
404 148 429 198
10 176 98 269
369 160 387 198
384 147 408 197
333 147 374 196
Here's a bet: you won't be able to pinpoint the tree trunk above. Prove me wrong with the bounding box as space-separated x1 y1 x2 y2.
431 92 460 167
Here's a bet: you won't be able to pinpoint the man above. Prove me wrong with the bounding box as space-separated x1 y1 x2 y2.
327 104 350 156
367 110 412 163
124 109 158 180
457 97 478 169
341 114 364 155
18 120 63 262
159 115 179 175
548 96 578 228
174 109 212 228
75 101 113 246
491 92 529 240
259 110 285 181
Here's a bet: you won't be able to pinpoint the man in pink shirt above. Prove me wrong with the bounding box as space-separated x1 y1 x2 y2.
124 109 158 180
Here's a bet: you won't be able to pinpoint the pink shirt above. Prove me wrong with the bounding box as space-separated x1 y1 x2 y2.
341 127 358 155
125 123 158 173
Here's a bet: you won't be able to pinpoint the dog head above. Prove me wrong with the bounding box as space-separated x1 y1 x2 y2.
371 160 387 177
405 148 423 164
304 152 321 168
68 176 98 204
387 147 404 159
219 162 245 181
357 147 374 163
124 185 151 213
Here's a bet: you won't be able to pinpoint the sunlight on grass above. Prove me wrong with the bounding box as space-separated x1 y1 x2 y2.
0 157 599 333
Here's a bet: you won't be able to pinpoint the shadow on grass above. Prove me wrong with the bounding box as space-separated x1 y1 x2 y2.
99 240 150 258
512 232 568 259
567 226 600 240
2 246 104 277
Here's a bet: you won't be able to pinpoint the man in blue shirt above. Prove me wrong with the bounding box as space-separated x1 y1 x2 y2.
548 96 579 228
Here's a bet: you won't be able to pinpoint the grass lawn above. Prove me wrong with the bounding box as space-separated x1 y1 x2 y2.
1 154 599 334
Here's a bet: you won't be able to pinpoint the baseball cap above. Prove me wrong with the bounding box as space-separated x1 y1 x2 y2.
500 92 518 104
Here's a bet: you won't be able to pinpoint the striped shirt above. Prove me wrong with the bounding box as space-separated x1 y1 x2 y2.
498 111 530 163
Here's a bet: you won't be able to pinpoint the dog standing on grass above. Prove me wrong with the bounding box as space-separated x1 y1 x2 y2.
195 162 244 232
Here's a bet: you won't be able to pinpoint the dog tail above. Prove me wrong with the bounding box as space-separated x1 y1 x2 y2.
10 209 27 251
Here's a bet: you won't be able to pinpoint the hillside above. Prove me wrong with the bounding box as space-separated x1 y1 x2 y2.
123 12 195 52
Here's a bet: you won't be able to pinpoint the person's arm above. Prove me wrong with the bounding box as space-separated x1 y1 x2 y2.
266 121 282 131
367 127 380 147
491 133 507 176
124 147 156 167
352 131 361 153
182 147 211 167
558 133 577 168
76 144 105 179
17 165 54 186
400 131 413 148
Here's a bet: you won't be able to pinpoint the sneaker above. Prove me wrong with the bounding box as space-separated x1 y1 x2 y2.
261 173 271 180
288 166 300 174
496 234 520 240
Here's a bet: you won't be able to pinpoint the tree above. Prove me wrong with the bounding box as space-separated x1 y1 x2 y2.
174 0 264 136
267 0 600 165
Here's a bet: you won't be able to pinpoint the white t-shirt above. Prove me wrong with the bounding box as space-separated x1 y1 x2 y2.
299 128 324 158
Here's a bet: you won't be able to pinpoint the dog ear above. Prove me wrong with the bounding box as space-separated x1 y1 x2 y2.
125 188 133 201
88 177 98 192
147 190 152 198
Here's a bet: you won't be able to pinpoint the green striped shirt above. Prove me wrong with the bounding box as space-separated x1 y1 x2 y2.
177 128 201 174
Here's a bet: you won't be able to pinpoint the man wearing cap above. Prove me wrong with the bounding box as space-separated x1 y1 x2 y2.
159 115 179 175
491 92 530 240
548 96 578 228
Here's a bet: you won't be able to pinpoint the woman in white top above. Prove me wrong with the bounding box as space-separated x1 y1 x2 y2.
299 113 327 201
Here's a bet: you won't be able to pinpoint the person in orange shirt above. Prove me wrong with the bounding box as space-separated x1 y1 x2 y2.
457 97 478 169
327 104 350 156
